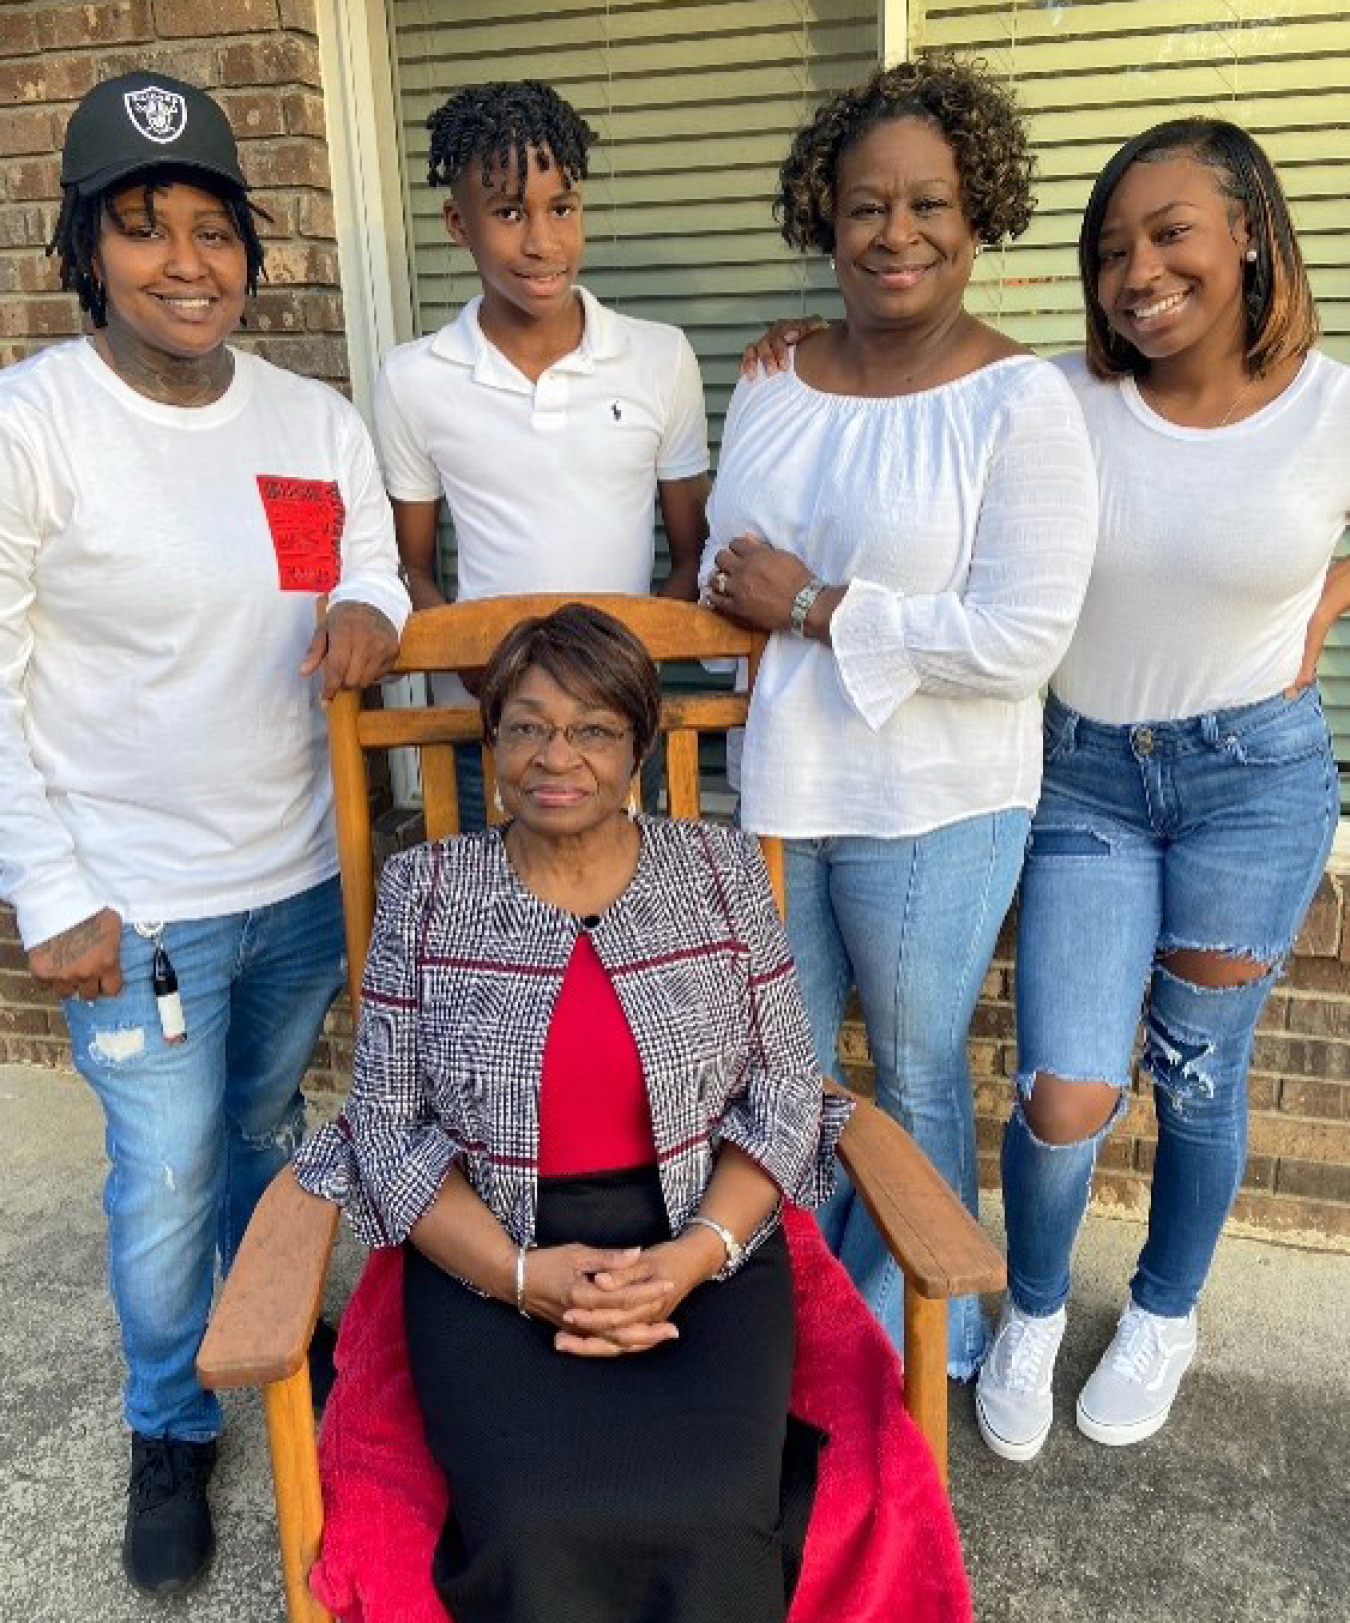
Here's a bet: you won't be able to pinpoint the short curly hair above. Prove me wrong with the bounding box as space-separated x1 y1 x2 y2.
478 605 661 771
775 54 1034 254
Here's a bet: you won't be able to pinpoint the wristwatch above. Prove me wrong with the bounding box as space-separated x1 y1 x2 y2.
788 575 827 638
685 1214 744 1270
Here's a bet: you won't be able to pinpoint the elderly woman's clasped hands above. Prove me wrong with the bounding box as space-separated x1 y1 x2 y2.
523 1232 723 1357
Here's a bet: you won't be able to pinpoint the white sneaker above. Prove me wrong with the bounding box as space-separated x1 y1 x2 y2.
1076 1299 1198 1447
974 1301 1067 1463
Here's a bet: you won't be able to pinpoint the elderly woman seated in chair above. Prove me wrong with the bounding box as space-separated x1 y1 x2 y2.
294 604 852 1623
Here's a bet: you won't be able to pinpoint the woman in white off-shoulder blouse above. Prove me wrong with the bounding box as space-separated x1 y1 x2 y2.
705 56 1097 1376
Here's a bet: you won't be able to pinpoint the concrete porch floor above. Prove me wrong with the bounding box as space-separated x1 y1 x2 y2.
1 1061 1346 1621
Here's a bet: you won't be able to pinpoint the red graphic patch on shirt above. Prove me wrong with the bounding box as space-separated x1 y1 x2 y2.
256 475 345 593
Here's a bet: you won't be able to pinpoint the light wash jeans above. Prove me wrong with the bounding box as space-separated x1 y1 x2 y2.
786 810 1029 1377
1006 689 1337 1320
63 877 345 1440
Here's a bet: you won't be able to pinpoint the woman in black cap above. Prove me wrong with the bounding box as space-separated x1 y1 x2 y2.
0 71 408 1595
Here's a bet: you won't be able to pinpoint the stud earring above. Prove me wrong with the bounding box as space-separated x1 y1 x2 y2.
1244 247 1257 263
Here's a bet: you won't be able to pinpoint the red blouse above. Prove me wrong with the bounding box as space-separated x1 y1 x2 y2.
537 931 657 1177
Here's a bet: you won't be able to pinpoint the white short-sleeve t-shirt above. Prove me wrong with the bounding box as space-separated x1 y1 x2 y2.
1051 349 1350 724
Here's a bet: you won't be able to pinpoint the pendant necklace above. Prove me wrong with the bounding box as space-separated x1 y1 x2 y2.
1141 371 1255 428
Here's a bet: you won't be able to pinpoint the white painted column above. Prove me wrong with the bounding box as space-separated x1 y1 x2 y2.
880 0 912 64
316 0 424 809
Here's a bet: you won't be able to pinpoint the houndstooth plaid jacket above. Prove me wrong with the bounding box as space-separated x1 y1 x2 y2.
294 817 851 1270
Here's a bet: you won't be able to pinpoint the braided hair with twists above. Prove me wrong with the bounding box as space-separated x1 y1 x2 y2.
426 79 596 194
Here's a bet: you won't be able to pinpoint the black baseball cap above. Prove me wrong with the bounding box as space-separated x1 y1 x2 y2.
61 71 249 199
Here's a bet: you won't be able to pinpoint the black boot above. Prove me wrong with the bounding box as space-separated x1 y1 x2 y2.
122 1433 217 1595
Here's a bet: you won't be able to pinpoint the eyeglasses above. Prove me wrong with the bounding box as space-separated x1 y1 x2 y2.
495 719 634 755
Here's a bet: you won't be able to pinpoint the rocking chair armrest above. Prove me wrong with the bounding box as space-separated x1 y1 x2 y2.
197 1166 340 1390
827 1080 1006 1301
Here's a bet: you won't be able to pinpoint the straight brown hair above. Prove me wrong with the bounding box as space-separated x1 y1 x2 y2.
1080 118 1319 381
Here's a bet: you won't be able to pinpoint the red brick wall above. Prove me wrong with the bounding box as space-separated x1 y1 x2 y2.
0 0 348 384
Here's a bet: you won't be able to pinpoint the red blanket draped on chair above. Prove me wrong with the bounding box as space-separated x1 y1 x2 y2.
309 1206 972 1623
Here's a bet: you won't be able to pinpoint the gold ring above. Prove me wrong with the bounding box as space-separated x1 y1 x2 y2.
713 570 729 594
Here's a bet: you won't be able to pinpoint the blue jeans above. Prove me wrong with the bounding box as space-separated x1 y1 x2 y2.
454 744 489 833
63 877 346 1440
1006 689 1337 1320
786 811 1029 1377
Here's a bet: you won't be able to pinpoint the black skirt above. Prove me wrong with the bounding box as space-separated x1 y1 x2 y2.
403 1166 820 1623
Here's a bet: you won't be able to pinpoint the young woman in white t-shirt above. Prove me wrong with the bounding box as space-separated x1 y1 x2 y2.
975 118 1350 1461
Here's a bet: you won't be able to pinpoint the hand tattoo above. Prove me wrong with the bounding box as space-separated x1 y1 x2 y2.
45 914 110 970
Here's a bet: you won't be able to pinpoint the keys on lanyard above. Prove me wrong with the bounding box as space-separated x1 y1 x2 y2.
132 923 187 1044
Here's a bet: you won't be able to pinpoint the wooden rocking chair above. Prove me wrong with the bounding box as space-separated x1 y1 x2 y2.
198 594 1005 1623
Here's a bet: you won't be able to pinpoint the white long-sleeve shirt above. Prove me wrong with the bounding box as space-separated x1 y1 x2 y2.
706 353 1098 838
1051 349 1350 723
0 340 410 947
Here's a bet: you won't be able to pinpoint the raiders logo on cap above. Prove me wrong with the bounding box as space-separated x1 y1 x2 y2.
60 70 248 199
124 85 188 146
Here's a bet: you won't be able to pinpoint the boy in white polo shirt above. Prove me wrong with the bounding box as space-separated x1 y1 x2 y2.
376 78 709 636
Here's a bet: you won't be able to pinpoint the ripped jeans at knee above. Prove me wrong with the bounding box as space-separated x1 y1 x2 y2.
1001 961 1276 1320
1000 1079 1126 1319
1129 962 1274 1316
1007 689 1336 1318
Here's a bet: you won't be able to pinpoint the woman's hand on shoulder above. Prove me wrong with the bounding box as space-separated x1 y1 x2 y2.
739 315 829 379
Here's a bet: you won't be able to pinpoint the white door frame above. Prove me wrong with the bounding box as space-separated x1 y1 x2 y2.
881 0 911 64
314 0 415 421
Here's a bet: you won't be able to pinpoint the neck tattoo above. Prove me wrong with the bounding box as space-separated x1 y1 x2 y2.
96 327 234 408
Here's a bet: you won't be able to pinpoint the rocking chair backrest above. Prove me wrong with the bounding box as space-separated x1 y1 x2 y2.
326 594 769 1013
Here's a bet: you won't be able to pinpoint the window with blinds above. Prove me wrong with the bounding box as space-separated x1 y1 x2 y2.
384 0 879 586
913 0 1350 788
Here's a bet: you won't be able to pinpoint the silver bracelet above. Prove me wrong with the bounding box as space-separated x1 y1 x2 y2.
788 575 827 638
514 1244 531 1316
684 1214 744 1270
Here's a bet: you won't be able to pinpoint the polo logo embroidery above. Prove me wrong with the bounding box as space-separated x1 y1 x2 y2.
256 476 344 592
610 400 623 421
124 85 188 145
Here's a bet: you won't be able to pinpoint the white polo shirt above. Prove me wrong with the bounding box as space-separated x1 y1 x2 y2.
374 285 709 600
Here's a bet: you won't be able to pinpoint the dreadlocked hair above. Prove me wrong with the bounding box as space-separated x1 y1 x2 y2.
46 165 268 329
426 80 596 193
